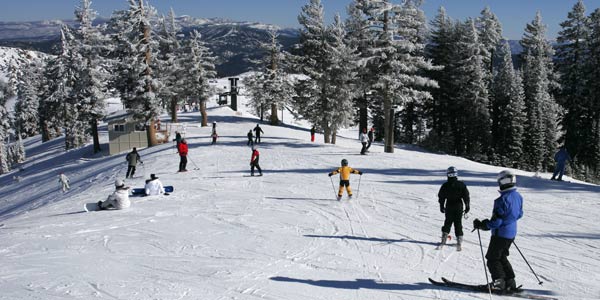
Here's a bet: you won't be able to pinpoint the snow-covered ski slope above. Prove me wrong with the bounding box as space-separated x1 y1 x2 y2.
1 105 599 300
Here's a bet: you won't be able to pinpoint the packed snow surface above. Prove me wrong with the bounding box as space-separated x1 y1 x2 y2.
0 104 599 300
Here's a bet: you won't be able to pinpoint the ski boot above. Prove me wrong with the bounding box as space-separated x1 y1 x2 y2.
97 201 104 210
457 235 463 251
490 278 506 293
505 278 518 292
441 232 449 245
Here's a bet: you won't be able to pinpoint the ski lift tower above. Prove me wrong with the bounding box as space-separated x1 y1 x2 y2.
229 77 239 111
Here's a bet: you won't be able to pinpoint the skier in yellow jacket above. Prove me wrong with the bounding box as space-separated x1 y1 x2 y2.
328 159 362 200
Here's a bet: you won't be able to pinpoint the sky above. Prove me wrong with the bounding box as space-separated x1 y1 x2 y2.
0 0 596 40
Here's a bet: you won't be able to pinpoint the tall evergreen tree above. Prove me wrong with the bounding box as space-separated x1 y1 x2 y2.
15 60 43 139
244 29 295 126
491 41 526 167
0 81 12 174
156 8 184 122
476 6 503 77
585 8 600 180
181 30 216 127
520 12 561 170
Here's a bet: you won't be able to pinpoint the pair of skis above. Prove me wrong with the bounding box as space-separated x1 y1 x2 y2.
428 277 558 300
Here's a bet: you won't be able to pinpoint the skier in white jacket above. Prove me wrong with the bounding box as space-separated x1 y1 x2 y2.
144 174 165 196
58 172 70 192
98 179 131 210
359 128 369 155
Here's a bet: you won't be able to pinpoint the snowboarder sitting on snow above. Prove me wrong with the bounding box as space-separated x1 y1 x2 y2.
247 130 254 146
144 174 165 196
328 159 362 200
438 166 470 250
58 172 70 192
250 146 262 176
98 179 131 210
125 147 143 178
550 146 571 181
178 139 188 172
473 170 523 293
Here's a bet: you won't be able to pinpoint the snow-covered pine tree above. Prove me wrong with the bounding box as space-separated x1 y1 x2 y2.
0 81 12 174
244 29 295 126
345 0 374 132
476 6 503 78
112 0 161 146
181 30 216 127
39 30 74 143
491 41 526 167
15 60 43 139
425 7 455 152
325 15 359 143
362 0 437 152
156 8 184 122
448 19 491 158
293 0 335 143
585 8 600 181
556 0 597 176
71 0 110 153
520 12 561 171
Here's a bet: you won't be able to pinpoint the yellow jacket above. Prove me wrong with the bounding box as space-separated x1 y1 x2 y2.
331 166 360 180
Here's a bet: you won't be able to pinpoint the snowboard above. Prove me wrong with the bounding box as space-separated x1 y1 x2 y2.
243 174 263 177
84 202 101 212
428 277 558 300
131 185 174 195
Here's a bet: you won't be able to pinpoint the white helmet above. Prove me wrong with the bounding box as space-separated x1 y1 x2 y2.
497 170 516 190
115 179 125 188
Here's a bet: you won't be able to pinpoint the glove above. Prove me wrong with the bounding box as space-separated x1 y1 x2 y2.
328 172 333 177
440 205 445 214
464 205 470 214
358 171 363 175
473 218 489 230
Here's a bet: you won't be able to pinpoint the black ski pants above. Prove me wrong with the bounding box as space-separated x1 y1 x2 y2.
251 162 262 175
255 135 261 143
126 165 136 178
360 142 367 154
441 206 464 237
486 235 516 281
179 155 188 171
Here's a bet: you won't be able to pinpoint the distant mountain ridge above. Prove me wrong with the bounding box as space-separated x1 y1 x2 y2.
0 17 300 77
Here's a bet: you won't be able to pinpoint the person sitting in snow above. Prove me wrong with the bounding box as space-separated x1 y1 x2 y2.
328 159 362 200
58 172 70 192
144 174 165 196
98 179 131 210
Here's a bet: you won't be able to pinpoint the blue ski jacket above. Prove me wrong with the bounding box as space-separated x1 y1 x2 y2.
487 188 523 239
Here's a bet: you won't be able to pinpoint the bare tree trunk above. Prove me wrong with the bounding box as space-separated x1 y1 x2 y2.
331 129 337 144
91 119 101 153
323 119 331 144
270 103 279 125
170 97 178 122
147 119 158 147
201 100 208 127
41 120 51 142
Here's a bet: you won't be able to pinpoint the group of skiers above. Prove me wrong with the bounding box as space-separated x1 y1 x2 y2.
82 120 586 294
438 166 523 293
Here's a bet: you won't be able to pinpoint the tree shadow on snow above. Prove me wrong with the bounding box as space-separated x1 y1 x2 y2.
304 234 440 246
270 276 432 291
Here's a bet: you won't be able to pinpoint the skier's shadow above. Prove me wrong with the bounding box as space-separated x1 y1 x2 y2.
270 276 431 291
304 234 440 246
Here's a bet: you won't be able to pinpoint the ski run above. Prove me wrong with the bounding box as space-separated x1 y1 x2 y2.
0 104 599 300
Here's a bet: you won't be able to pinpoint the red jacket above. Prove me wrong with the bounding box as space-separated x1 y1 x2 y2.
178 141 188 156
251 149 259 163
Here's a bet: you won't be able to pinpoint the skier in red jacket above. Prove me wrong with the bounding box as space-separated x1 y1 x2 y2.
177 139 188 172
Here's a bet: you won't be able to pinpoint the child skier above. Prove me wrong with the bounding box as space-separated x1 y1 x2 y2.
247 130 253 146
58 172 70 192
473 170 523 293
328 159 362 200
177 139 188 172
438 166 470 250
250 146 262 176
359 128 368 155
125 147 143 178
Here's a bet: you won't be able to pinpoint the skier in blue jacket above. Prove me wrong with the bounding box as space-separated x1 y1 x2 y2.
550 146 571 181
473 169 523 293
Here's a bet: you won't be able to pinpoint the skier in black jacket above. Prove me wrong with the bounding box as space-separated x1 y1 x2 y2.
438 166 470 250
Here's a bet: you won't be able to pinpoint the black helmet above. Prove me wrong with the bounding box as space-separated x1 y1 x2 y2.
447 166 458 177
341 159 348 166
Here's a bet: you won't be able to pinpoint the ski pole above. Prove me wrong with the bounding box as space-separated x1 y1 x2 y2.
477 229 494 300
187 154 200 170
356 174 362 199
512 241 544 285
329 176 337 199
